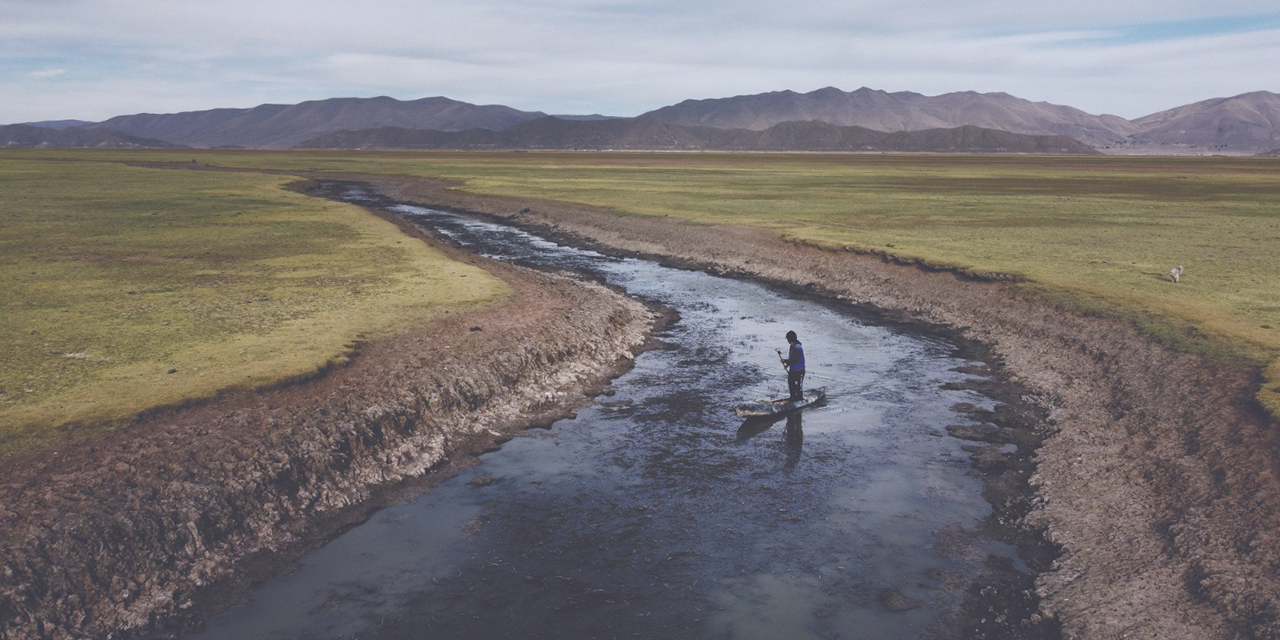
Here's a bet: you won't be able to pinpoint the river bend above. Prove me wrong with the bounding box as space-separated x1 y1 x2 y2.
188 190 1038 639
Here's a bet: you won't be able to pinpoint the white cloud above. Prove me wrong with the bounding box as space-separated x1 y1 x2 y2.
29 67 67 79
1 0 1277 122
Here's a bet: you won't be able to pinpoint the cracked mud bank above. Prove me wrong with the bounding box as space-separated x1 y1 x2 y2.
0 211 654 640
370 176 1280 640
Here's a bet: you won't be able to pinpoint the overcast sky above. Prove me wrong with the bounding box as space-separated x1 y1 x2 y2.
3 0 1278 124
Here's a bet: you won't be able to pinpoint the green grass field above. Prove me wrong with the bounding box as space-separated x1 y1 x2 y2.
0 154 507 456
6 149 1279 425
423 152 1280 412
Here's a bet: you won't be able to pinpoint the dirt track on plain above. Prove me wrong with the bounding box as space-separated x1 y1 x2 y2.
370 176 1280 640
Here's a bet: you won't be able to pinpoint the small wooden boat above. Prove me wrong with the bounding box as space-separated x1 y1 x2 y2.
734 387 826 419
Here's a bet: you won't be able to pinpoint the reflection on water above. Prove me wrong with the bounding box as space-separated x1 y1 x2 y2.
736 412 804 473
188 196 1025 640
784 413 804 473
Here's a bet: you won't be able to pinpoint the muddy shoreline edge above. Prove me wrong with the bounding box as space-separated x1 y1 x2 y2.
0 202 658 639
367 176 1280 640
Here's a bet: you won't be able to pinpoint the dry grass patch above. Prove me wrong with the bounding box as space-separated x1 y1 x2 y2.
14 150 1280 417
0 154 507 456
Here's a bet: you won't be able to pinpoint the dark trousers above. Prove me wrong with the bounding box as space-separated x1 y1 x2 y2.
788 369 805 401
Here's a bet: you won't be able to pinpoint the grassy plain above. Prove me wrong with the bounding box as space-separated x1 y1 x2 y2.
7 149 1280 419
0 153 507 456
418 152 1280 407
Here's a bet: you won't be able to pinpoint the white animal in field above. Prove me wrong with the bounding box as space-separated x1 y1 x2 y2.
1170 265 1183 283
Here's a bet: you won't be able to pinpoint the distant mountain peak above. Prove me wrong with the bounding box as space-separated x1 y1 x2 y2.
19 119 92 130
89 96 548 148
639 86 1139 145
297 117 1100 154
1129 90 1280 149
0 123 182 148
11 88 1279 153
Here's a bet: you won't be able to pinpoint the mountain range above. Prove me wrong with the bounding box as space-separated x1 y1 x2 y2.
89 96 546 148
1129 91 1280 149
643 87 1140 148
298 117 1099 154
0 124 181 149
6 88 1279 154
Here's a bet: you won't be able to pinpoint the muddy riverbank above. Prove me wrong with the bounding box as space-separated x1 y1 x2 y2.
182 184 1061 640
368 176 1280 640
0 215 654 639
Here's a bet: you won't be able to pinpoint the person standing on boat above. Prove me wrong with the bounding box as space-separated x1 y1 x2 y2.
780 330 806 401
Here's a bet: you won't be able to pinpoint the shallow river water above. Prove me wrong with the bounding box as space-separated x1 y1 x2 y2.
187 193 1033 639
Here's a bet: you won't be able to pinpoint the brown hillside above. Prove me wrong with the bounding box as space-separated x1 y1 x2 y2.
641 86 1137 146
298 116 1100 154
1131 91 1280 151
92 96 547 149
0 124 182 149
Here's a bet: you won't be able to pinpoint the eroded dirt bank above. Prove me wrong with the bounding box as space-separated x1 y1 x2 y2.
370 176 1280 640
0 216 654 639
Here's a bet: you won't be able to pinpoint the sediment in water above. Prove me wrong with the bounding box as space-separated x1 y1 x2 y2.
368 176 1280 640
0 216 654 639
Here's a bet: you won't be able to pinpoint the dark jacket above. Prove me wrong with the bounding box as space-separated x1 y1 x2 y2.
785 342 805 371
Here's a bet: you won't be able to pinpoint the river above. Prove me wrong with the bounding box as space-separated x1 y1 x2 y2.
185 188 1050 639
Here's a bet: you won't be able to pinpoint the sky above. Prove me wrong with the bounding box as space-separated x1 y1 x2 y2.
2 0 1278 124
